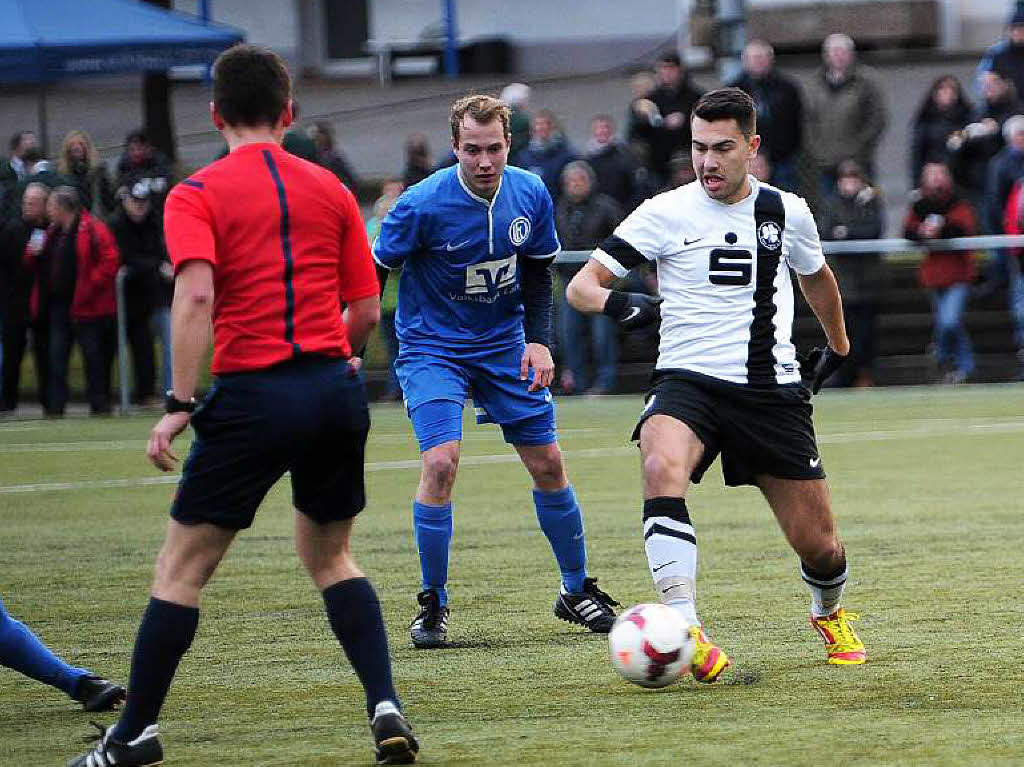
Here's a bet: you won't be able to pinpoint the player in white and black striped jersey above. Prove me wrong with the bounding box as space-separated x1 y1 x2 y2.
567 88 866 677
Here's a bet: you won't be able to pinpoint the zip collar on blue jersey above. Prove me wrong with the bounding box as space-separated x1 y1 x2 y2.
456 165 504 255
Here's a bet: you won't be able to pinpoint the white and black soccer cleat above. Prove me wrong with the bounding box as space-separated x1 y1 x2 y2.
409 589 449 649
553 577 620 633
67 722 163 767
72 675 126 712
371 701 419 764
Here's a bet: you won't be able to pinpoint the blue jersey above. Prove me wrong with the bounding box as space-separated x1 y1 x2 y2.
372 165 560 356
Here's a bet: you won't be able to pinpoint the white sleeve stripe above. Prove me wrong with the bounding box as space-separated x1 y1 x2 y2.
592 248 629 278
371 250 392 270
523 248 561 260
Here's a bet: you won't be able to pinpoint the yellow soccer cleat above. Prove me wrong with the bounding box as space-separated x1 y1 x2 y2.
810 608 866 665
689 625 732 683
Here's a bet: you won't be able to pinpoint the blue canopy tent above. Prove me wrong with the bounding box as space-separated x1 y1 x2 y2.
0 0 243 150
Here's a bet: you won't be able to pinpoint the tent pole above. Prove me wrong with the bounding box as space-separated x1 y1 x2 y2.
37 83 49 156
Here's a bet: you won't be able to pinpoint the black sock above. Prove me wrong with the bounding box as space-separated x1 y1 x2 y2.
322 577 399 717
112 597 199 742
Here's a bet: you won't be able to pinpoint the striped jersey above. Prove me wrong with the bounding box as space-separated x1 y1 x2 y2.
594 177 824 386
164 143 378 374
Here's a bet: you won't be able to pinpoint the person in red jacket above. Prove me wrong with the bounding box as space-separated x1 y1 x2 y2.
903 162 977 383
40 185 119 415
1001 178 1024 379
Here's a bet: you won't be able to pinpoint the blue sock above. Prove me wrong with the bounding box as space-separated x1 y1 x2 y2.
112 597 199 742
413 501 453 606
0 594 88 696
322 577 399 717
533 485 587 593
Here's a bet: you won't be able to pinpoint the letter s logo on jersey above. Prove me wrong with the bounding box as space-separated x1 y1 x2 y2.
509 216 531 247
465 255 517 295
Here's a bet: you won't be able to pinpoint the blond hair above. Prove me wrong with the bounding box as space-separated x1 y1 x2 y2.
450 94 510 145
58 130 99 175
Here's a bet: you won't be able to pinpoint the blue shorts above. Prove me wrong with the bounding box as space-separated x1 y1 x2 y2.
395 346 557 452
171 356 369 530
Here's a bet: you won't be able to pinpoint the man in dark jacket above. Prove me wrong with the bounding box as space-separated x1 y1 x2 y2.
729 40 803 192
819 160 885 387
41 187 120 415
109 181 167 404
984 115 1024 234
512 109 577 200
554 161 622 394
583 115 636 210
629 52 703 181
948 69 1021 210
115 130 171 213
977 3 1024 103
0 182 51 411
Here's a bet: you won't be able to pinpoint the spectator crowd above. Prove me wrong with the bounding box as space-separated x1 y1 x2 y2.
5 6 1024 415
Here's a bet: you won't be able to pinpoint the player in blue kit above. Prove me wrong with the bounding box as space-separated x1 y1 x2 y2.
373 95 619 648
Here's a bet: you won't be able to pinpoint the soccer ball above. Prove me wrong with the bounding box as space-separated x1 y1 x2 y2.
608 603 696 689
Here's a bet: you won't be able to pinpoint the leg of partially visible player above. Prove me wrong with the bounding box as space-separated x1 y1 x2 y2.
757 475 866 665
296 513 418 763
639 415 730 682
105 521 235 751
0 593 124 710
516 441 619 632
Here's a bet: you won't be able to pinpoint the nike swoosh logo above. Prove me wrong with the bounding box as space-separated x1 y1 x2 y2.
624 307 641 321
809 457 821 468
573 532 584 540
684 237 703 245
445 240 471 251
652 561 677 573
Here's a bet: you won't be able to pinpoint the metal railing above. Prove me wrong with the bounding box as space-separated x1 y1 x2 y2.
553 234 1024 263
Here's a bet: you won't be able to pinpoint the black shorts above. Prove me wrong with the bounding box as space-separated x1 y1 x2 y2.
171 355 370 530
632 369 825 487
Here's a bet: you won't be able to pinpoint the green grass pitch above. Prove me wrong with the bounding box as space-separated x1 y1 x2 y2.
2 386 1023 765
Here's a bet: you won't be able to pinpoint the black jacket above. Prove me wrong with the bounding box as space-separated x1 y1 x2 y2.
630 78 703 178
0 217 43 321
108 208 169 311
584 141 636 209
555 192 622 279
729 70 803 162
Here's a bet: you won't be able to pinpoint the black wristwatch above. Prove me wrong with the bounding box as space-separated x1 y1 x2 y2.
164 390 198 414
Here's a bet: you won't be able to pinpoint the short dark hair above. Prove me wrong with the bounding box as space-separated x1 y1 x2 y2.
125 129 149 146
692 87 757 138
657 52 682 67
9 130 34 153
213 44 292 128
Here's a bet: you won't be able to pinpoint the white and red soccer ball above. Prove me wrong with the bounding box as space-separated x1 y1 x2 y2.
608 603 696 688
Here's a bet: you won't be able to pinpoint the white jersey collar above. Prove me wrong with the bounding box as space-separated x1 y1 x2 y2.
456 165 503 207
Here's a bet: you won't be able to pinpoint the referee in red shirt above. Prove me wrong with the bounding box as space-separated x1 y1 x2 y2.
70 45 418 767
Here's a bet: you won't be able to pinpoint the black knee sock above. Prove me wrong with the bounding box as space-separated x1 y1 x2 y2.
112 597 199 742
322 577 399 718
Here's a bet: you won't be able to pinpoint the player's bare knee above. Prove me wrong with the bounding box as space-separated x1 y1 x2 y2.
523 445 566 489
421 445 460 496
641 450 685 493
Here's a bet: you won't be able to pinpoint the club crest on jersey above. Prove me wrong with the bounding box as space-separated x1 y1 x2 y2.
509 216 531 246
757 221 782 250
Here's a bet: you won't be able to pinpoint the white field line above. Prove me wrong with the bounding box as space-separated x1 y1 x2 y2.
1 418 1023 495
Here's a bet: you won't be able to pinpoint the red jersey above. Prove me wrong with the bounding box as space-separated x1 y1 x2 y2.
164 142 378 374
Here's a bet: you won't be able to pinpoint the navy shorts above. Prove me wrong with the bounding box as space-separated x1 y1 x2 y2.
633 369 825 487
171 356 370 530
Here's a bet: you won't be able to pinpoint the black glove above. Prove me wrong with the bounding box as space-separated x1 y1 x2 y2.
799 346 849 394
602 290 663 330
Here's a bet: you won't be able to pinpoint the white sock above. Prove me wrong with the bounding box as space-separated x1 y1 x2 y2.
643 499 699 627
801 561 848 618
